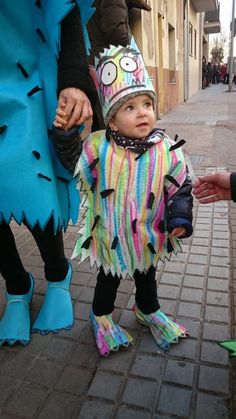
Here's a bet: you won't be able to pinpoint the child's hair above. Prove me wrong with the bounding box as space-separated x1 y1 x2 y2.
95 37 156 125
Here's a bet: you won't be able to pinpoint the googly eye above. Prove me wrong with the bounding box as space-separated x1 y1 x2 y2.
120 56 137 73
101 61 117 86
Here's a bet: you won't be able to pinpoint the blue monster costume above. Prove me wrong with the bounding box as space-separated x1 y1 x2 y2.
0 0 95 345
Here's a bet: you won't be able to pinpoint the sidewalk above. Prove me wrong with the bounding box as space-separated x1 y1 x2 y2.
0 84 235 419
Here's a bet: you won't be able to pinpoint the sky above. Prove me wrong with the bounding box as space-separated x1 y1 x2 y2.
209 0 236 58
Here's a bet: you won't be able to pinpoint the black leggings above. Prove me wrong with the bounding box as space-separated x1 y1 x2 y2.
92 266 160 316
0 218 68 294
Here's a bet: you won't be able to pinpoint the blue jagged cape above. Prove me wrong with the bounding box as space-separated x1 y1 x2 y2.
0 0 94 231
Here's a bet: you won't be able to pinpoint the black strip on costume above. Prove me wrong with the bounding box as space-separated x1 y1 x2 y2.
174 134 178 142
32 151 41 160
92 215 100 231
135 151 145 161
158 220 165 233
169 139 186 151
148 243 156 254
35 0 41 7
111 237 118 249
167 238 173 253
148 192 155 209
36 28 46 43
230 172 236 202
132 219 137 233
0 125 7 135
100 189 114 198
90 177 97 192
57 176 70 184
165 175 180 188
17 62 29 79
27 86 43 97
81 236 93 249
89 158 99 171
38 173 51 182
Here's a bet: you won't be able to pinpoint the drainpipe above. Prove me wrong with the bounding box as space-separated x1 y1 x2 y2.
229 0 235 92
183 0 189 101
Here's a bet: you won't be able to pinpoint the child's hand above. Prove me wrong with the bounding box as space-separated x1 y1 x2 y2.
170 227 186 238
54 107 68 129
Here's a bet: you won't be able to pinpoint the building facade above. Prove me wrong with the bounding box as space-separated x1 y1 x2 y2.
128 0 220 115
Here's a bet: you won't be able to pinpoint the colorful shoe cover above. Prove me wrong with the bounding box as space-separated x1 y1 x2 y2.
133 304 188 351
90 310 134 356
0 274 34 346
32 263 73 334
218 340 236 357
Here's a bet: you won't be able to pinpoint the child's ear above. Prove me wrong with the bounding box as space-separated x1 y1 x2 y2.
109 118 118 131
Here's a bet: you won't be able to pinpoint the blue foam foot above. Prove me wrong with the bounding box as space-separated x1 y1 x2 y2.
0 275 34 346
32 263 73 334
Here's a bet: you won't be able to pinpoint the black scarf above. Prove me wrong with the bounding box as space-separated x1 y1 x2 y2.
108 127 163 154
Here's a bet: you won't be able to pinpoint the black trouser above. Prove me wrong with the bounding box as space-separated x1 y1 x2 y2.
0 218 68 294
92 265 160 316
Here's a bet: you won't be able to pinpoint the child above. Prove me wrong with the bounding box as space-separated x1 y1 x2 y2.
53 39 193 356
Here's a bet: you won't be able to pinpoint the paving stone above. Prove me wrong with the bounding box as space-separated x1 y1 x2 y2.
176 318 200 339
157 299 177 315
42 336 75 362
190 245 209 255
210 256 230 267
122 377 157 409
193 238 210 246
163 262 185 274
38 392 79 419
5 384 47 418
25 359 64 387
88 371 124 401
212 239 230 248
194 229 211 238
131 353 163 380
177 301 201 319
181 287 203 303
0 350 34 379
73 301 91 320
183 275 204 288
213 230 230 239
199 365 229 393
159 272 182 286
206 291 229 306
207 278 229 291
117 406 152 419
189 254 207 264
99 350 134 373
56 366 94 395
166 338 197 360
201 341 229 365
138 331 163 354
157 284 179 299
119 309 139 330
78 400 114 419
205 306 229 323
186 263 206 276
208 266 229 279
0 376 19 407
78 286 95 303
70 342 99 368
157 384 191 416
203 323 230 341
196 392 230 419
164 359 194 386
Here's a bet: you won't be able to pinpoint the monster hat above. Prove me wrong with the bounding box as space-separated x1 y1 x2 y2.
95 37 156 125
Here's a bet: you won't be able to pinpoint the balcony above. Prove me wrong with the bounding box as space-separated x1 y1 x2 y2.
204 6 221 34
191 0 218 12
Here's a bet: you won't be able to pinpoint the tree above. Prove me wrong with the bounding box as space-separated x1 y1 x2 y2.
210 36 226 63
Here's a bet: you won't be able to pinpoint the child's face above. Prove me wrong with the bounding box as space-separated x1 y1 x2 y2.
109 94 155 139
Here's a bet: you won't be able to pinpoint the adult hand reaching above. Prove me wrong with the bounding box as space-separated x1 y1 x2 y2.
193 172 232 203
55 87 93 130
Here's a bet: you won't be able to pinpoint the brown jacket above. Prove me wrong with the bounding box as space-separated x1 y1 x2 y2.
87 0 132 64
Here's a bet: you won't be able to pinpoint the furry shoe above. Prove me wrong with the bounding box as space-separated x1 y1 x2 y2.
90 310 134 356
0 274 34 346
32 263 73 334
133 304 188 351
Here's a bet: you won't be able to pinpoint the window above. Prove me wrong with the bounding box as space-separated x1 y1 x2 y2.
189 22 193 56
194 29 197 58
168 23 176 83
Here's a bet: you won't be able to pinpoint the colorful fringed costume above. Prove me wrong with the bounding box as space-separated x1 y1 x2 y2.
53 39 193 356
